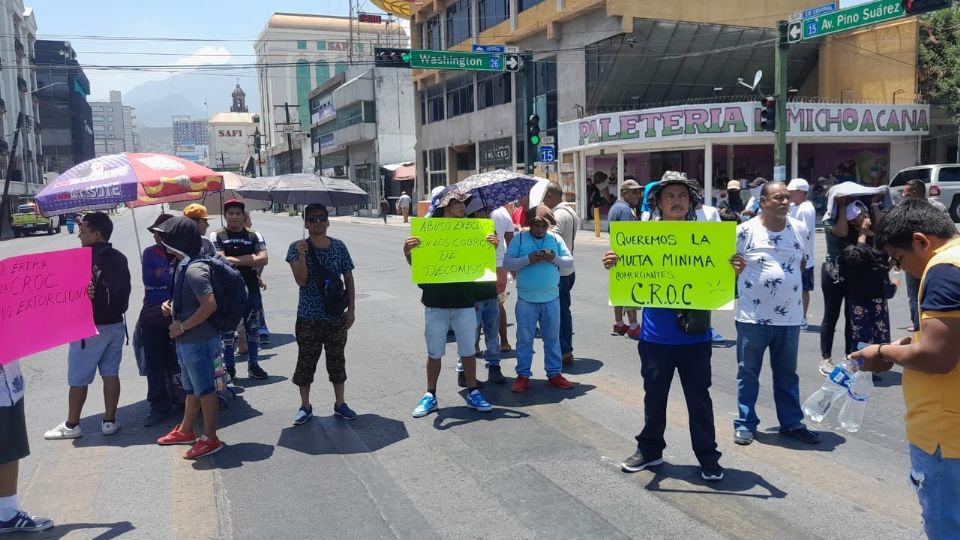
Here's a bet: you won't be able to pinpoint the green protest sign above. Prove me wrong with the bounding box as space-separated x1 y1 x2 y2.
609 221 736 310
410 218 496 284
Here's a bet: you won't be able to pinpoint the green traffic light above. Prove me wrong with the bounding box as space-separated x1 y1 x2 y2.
402 53 411 62
530 134 540 145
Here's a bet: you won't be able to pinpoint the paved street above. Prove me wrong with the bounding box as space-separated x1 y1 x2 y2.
3 209 922 539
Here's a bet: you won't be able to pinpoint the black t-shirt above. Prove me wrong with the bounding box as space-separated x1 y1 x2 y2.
214 229 262 294
419 283 475 309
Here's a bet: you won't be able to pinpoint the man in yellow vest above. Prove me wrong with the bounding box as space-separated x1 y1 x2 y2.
852 199 960 539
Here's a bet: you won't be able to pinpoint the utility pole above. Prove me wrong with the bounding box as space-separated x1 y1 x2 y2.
773 20 789 182
218 151 227 170
522 51 536 175
0 112 25 238
273 102 301 174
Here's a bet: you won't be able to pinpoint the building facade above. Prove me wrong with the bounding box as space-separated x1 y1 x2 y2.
35 40 94 174
410 0 928 219
308 66 416 214
89 91 138 156
208 112 256 173
0 0 43 203
255 12 408 174
172 115 208 164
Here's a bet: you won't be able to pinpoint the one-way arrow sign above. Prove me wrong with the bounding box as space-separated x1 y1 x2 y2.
504 53 521 72
787 21 802 43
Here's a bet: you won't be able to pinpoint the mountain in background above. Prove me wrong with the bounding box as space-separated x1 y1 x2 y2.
118 69 260 127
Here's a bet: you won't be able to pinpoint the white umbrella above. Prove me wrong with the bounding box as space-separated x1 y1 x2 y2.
168 171 270 214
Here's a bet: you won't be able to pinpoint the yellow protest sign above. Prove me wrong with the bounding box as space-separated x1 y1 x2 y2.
609 221 736 310
410 218 496 284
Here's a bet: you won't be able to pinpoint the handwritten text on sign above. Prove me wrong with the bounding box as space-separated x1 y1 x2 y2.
411 218 496 284
0 248 97 365
609 221 736 310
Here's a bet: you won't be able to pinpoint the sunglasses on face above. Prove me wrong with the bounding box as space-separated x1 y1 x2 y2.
305 215 329 223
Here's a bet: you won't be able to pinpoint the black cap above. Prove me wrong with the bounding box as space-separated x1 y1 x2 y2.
147 213 174 234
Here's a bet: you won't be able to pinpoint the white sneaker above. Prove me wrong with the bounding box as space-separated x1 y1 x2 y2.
819 358 835 377
101 420 120 436
44 422 82 440
711 329 726 343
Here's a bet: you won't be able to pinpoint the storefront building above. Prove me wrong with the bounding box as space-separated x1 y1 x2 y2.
410 0 924 213
560 101 928 222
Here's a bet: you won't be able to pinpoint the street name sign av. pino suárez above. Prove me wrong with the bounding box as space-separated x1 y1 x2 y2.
803 0 904 39
409 49 504 72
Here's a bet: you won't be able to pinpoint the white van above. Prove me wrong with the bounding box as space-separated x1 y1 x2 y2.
889 164 960 222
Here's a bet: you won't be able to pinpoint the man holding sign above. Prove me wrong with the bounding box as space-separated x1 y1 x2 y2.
603 174 731 482
403 192 498 417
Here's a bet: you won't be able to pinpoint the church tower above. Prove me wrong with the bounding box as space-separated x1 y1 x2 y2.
231 82 248 113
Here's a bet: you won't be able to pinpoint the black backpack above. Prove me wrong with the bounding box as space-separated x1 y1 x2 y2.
176 255 249 332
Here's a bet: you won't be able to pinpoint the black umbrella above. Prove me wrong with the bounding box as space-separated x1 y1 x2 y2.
236 173 369 206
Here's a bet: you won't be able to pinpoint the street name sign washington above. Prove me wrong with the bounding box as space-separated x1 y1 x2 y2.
410 49 504 72
803 0 904 39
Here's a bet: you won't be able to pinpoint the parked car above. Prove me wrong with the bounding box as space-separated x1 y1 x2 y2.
889 164 960 222
11 202 60 237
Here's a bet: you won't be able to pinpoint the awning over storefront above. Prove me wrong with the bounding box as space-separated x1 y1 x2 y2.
382 162 416 181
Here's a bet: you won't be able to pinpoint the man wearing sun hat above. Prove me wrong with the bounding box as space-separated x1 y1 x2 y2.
182 203 217 257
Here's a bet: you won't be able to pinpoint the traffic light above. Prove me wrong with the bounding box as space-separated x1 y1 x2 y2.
374 47 412 68
903 0 952 14
527 114 541 146
760 96 776 132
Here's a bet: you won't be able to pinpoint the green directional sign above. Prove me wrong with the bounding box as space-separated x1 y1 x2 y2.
802 0 905 39
409 49 504 72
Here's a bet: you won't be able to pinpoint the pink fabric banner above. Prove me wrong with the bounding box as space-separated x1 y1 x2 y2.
0 247 97 365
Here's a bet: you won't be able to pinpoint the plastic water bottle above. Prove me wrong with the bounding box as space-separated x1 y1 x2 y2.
838 371 874 432
802 357 859 422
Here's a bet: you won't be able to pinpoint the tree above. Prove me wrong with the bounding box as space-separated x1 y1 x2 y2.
918 6 960 119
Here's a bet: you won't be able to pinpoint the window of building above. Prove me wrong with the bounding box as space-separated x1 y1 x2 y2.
316 61 330 85
91 105 103 112
316 41 326 50
534 56 558 139
518 0 545 12
428 148 447 192
422 15 441 50
105 106 113 112
422 83 445 124
445 0 472 48
297 40 307 49
106 116 113 122
477 71 511 110
478 0 510 32
446 73 474 118
107 125 114 131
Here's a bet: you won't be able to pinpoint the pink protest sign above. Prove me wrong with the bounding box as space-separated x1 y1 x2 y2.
0 247 97 365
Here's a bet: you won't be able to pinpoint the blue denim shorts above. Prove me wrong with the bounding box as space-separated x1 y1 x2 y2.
424 307 477 359
176 337 220 397
67 322 126 386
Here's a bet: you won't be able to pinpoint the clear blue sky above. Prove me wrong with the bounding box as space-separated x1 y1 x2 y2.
26 0 383 98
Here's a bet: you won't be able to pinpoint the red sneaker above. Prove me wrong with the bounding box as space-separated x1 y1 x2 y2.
548 374 575 389
626 326 641 340
157 425 197 446
613 323 628 335
184 436 223 460
511 375 530 393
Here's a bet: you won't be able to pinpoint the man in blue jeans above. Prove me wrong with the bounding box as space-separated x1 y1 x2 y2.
540 182 579 365
731 181 820 446
154 216 224 460
504 208 575 392
852 200 960 539
212 199 269 380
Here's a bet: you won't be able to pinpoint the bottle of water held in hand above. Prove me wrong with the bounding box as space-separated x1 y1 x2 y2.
802 357 859 422
838 370 874 432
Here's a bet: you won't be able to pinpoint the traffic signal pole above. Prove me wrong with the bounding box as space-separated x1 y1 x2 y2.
774 20 789 182
522 52 535 175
